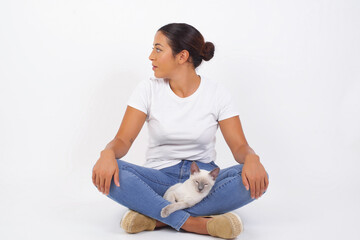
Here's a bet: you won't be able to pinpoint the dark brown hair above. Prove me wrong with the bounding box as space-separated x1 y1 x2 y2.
158 23 215 69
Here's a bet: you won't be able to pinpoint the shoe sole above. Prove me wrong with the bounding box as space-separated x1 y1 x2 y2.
225 212 244 237
231 212 244 233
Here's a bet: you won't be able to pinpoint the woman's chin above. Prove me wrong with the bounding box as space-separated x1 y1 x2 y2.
153 73 162 78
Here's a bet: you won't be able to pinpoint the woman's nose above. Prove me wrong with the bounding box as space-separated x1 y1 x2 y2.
149 50 155 61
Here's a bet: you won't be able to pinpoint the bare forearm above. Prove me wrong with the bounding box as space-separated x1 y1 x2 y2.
101 138 130 159
233 145 259 164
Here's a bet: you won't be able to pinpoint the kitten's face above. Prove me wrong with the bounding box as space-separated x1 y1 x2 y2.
189 162 220 193
191 174 214 193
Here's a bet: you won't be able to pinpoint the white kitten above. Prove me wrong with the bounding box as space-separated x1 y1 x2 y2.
161 161 220 218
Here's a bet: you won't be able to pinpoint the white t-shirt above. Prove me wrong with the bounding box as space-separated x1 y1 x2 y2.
126 75 239 169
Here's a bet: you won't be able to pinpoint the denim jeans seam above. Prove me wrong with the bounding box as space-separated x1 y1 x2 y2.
178 161 187 182
121 165 173 187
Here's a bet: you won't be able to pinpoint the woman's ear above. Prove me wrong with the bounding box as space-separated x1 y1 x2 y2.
177 50 190 64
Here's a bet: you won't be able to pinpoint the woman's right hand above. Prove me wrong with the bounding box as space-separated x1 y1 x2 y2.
92 150 120 195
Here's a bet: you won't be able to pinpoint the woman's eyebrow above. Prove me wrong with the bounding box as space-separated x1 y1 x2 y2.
153 43 164 47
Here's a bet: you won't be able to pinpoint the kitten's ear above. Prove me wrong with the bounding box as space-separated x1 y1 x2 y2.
209 167 220 180
190 161 200 174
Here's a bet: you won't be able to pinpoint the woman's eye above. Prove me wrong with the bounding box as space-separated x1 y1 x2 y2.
152 47 161 52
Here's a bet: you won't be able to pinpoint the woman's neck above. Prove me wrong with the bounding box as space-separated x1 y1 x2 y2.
166 70 201 98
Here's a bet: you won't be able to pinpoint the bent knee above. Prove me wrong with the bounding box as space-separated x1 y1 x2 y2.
223 164 244 176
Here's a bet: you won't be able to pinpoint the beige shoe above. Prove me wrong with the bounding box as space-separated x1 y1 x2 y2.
206 212 244 239
120 210 156 234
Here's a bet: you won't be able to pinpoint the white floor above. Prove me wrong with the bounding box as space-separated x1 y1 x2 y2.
1 169 359 240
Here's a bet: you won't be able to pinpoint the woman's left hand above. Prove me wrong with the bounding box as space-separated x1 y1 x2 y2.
241 154 269 199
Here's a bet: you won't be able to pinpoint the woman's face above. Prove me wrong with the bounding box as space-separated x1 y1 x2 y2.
149 31 178 78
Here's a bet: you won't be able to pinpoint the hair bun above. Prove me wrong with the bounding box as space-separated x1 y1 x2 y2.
201 41 215 61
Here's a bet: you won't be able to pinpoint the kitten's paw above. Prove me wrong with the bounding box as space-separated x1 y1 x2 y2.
161 206 170 218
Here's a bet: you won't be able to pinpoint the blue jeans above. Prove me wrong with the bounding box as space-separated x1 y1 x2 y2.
107 159 268 231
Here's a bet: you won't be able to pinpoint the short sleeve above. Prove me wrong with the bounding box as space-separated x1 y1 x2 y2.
126 79 151 116
216 83 240 121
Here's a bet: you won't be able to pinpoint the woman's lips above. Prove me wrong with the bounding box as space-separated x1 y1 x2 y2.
152 66 158 70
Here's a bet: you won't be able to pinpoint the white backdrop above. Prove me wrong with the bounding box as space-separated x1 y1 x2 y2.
1 0 359 239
